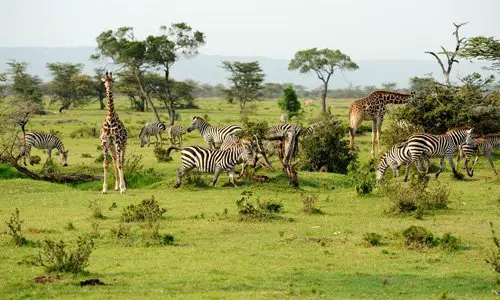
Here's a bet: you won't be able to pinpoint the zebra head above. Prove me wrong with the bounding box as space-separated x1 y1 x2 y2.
447 126 474 146
464 128 474 145
376 151 390 182
60 150 69 167
187 116 202 133
240 137 257 168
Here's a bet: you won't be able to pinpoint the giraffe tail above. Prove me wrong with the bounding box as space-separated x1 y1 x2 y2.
166 146 182 157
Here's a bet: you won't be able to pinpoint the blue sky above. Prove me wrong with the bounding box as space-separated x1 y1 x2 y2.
1 0 498 60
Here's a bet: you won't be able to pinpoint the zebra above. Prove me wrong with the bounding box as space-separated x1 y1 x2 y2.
168 125 185 146
265 124 302 140
186 116 243 149
377 143 430 181
457 134 500 177
400 127 474 181
220 134 273 177
139 122 167 148
167 137 256 188
20 132 68 166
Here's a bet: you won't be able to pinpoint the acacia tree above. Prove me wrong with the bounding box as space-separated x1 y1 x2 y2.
461 36 500 71
289 48 358 112
425 22 468 85
92 27 161 122
91 68 106 110
221 61 265 111
144 23 205 124
46 63 93 113
7 60 43 107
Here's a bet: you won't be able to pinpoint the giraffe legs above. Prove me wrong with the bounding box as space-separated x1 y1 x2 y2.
101 142 110 194
116 143 127 194
376 118 383 157
108 146 120 191
370 119 376 158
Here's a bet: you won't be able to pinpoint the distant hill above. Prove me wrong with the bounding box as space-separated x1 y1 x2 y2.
0 47 494 89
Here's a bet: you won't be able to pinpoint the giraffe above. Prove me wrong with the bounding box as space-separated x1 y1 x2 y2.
348 90 414 158
100 72 128 194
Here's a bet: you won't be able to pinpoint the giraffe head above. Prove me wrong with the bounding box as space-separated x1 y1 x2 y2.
101 72 114 89
60 150 69 167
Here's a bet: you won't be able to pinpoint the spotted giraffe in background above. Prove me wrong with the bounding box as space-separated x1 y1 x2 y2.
348 90 414 158
100 72 128 194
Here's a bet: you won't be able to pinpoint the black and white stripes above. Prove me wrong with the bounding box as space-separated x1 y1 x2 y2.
457 134 500 176
139 122 167 147
167 138 256 188
187 116 242 149
168 125 185 146
21 132 68 166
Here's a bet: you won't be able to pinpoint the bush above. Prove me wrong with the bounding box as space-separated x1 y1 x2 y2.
440 233 460 251
142 221 175 247
184 170 208 188
81 153 92 158
153 147 173 162
363 232 383 247
300 117 357 173
110 222 132 244
30 235 94 274
94 153 111 163
382 119 424 148
40 159 60 176
5 208 30 246
350 160 376 195
278 86 301 118
236 191 284 221
402 226 438 249
485 222 500 273
383 174 449 215
70 127 99 139
88 200 104 219
300 194 323 214
122 196 166 223
124 153 144 173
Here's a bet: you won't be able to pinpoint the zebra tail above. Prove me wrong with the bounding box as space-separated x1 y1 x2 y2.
138 126 145 138
166 146 182 156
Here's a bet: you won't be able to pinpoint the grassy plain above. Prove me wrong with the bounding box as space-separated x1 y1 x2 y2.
0 97 499 299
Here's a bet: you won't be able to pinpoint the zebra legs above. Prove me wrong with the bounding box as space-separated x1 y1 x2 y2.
174 166 192 188
485 153 497 175
228 170 237 187
212 168 222 186
436 155 458 178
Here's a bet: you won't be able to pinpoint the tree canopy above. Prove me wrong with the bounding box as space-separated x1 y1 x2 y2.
288 48 358 112
461 36 500 71
278 86 301 117
221 61 265 111
6 60 43 106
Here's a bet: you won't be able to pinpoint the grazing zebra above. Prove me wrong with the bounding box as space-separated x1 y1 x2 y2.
401 127 474 181
168 125 185 146
21 132 68 166
139 122 166 148
220 134 273 176
377 143 430 181
167 137 256 188
265 124 302 140
457 134 500 176
186 116 243 149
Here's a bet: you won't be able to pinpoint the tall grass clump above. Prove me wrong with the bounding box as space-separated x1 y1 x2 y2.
5 208 30 246
485 222 500 273
121 196 166 223
236 191 284 221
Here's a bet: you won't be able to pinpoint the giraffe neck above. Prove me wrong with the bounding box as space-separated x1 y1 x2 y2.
383 93 411 105
105 87 115 115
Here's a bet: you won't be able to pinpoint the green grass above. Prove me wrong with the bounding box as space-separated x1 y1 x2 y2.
0 97 499 299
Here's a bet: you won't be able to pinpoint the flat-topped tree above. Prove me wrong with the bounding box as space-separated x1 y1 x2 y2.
461 36 500 72
6 60 43 106
288 48 358 113
92 27 161 123
144 23 205 125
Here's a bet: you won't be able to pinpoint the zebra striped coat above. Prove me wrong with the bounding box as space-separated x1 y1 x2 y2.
186 116 242 149
377 143 430 181
168 125 185 146
220 134 273 176
457 134 500 176
401 127 474 181
21 132 68 166
167 138 256 188
139 122 166 147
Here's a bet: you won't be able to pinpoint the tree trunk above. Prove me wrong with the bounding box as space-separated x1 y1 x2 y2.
321 83 328 113
443 72 450 85
133 68 161 123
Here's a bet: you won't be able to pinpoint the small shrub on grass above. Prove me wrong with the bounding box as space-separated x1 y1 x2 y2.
121 196 166 223
64 222 75 231
81 153 92 158
363 232 383 247
40 159 60 176
301 194 324 214
153 147 172 162
110 223 132 244
402 226 438 249
125 153 144 173
94 153 111 163
109 202 117 210
142 221 175 247
485 222 500 273
236 191 284 221
184 170 208 188
5 208 30 246
88 200 104 219
30 155 41 165
31 235 94 274
89 221 100 239
349 160 376 196
439 233 460 251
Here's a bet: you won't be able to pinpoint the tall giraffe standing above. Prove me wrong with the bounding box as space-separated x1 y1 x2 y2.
100 72 128 194
348 90 414 158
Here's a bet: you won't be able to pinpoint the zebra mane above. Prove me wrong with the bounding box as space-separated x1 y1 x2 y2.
446 126 472 134
193 116 209 125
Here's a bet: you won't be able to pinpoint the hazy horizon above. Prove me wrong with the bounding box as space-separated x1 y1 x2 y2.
1 0 498 60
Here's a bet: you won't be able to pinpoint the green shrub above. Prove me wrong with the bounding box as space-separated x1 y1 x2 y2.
236 191 284 221
142 221 175 247
278 86 301 117
439 233 460 251
122 196 166 223
350 160 376 195
382 119 424 148
81 153 92 158
300 117 357 173
110 223 132 244
363 232 383 247
64 222 75 231
40 159 60 176
89 221 100 239
402 226 438 249
153 147 173 162
124 153 144 173
184 170 208 188
70 127 99 139
30 155 41 165
94 153 111 163
88 200 104 219
30 235 94 274
300 194 323 214
5 208 30 246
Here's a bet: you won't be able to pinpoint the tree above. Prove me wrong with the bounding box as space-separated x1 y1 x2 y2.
144 23 205 124
91 68 106 110
425 22 468 85
7 60 43 106
92 27 161 122
461 36 500 71
278 86 301 117
221 61 265 111
381 82 398 91
288 48 358 112
46 63 93 113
